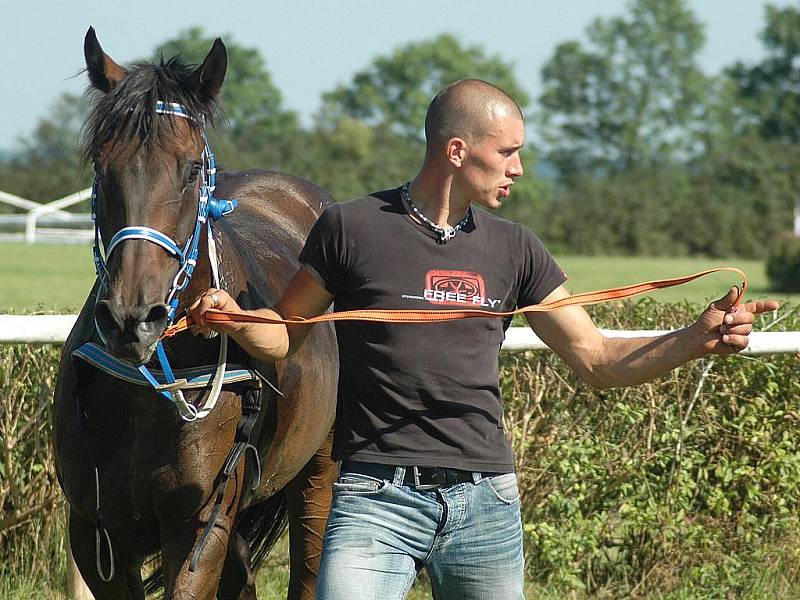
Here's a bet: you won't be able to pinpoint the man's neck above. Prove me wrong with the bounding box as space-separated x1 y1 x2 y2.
407 173 470 229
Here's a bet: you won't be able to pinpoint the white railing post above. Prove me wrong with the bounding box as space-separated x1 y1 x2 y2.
0 190 75 217
2 318 800 354
23 187 92 243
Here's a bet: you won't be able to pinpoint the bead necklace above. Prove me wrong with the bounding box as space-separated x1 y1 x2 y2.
401 182 470 244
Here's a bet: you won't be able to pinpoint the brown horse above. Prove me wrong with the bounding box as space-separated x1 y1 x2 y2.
54 28 338 599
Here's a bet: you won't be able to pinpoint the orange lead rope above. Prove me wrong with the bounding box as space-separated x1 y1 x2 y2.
163 267 747 338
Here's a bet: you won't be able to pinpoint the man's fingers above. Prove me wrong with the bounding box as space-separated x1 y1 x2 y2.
720 323 752 337
723 311 754 326
712 286 741 312
720 333 749 350
742 300 780 315
188 288 221 326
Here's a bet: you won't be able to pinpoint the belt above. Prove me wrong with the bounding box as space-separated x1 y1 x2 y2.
341 460 503 489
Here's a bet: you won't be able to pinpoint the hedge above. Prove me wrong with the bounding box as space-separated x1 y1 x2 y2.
2 300 799 597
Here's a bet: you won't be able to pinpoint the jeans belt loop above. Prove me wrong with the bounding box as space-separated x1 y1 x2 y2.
471 471 482 485
392 466 406 486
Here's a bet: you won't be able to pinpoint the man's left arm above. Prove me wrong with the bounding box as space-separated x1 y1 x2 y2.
525 285 779 390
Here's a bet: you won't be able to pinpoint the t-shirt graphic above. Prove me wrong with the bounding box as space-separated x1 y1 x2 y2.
402 270 503 308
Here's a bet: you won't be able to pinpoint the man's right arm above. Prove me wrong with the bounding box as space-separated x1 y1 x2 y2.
187 266 335 362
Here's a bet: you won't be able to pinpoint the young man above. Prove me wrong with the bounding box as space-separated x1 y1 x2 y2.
190 80 777 599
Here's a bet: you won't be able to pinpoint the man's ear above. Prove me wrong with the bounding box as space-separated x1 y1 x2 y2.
446 138 467 167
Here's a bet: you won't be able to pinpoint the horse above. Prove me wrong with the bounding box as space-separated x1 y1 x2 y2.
54 28 339 600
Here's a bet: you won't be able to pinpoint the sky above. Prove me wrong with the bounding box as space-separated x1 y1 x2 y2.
1 0 791 152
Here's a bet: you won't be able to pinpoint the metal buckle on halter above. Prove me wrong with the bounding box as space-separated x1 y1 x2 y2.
154 379 189 392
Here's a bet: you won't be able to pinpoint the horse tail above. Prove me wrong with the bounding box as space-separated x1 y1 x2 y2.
237 490 289 569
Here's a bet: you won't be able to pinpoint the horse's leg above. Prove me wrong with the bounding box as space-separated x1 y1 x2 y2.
284 428 337 600
69 511 145 600
218 531 258 600
159 483 241 600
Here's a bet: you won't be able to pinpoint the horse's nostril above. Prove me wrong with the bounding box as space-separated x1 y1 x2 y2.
144 304 169 325
135 303 170 344
95 300 123 337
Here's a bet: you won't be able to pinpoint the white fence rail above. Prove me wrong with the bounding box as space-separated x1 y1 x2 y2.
0 187 93 244
2 315 799 354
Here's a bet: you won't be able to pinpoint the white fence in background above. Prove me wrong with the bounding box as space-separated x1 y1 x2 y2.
0 187 93 243
2 315 799 354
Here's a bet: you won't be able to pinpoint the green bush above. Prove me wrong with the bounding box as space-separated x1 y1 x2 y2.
767 232 800 292
504 300 800 597
2 301 800 598
0 344 66 594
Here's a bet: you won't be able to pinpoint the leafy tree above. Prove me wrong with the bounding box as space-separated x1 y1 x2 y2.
538 0 708 179
320 34 530 143
726 5 800 143
151 27 300 170
0 28 301 214
0 93 90 207
287 119 421 202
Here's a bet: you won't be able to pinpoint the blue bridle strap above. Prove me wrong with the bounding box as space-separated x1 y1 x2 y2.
74 343 258 389
106 227 183 258
83 100 240 420
155 101 191 118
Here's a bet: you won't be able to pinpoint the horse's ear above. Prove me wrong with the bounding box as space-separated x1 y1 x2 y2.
84 27 126 93
191 39 227 103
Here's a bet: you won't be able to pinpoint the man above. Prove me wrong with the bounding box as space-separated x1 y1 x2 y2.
190 79 777 599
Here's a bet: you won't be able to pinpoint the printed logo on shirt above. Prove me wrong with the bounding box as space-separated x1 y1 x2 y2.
399 269 502 308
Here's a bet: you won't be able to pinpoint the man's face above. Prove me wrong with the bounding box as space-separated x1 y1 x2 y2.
459 112 525 210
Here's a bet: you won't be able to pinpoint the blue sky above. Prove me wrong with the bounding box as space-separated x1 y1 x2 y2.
2 0 790 151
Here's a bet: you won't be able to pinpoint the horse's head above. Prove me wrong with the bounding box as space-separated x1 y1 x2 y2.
83 27 226 363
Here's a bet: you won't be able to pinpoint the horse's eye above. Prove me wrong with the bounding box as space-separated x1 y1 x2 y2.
188 162 203 182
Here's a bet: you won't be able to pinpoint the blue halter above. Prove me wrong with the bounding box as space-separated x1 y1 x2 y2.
91 101 236 323
84 101 241 420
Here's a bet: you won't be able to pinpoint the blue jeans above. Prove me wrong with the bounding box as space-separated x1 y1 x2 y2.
316 465 524 600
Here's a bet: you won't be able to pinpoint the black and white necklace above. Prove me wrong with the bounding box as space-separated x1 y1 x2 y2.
401 182 470 244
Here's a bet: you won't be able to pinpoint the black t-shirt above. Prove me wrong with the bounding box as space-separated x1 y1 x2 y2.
299 187 566 472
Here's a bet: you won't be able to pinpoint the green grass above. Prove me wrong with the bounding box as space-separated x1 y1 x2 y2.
557 254 794 305
0 243 94 312
0 242 795 312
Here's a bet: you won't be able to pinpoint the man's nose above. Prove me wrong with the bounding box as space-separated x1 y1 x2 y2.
508 155 523 178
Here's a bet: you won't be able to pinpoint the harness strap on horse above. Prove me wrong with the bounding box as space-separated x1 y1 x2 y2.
73 342 259 389
163 267 748 335
86 99 239 422
94 467 115 582
189 382 263 572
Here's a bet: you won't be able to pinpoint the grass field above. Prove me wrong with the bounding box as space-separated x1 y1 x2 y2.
0 242 795 312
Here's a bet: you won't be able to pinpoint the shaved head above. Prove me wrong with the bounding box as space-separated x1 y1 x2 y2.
424 79 523 157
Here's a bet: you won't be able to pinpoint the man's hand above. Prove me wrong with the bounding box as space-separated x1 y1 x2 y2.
692 287 780 356
187 288 243 337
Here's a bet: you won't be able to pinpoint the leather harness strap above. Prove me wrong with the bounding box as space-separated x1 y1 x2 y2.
163 267 747 338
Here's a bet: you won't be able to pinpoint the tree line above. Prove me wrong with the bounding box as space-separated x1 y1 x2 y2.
1 0 798 259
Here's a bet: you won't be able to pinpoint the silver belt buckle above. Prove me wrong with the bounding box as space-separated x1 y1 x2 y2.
411 466 440 490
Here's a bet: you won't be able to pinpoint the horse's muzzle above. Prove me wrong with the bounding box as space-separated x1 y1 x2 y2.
95 299 170 363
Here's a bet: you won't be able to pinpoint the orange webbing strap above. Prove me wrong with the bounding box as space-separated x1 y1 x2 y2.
163 267 747 338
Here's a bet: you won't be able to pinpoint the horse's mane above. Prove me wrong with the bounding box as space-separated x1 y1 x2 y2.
81 56 217 164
